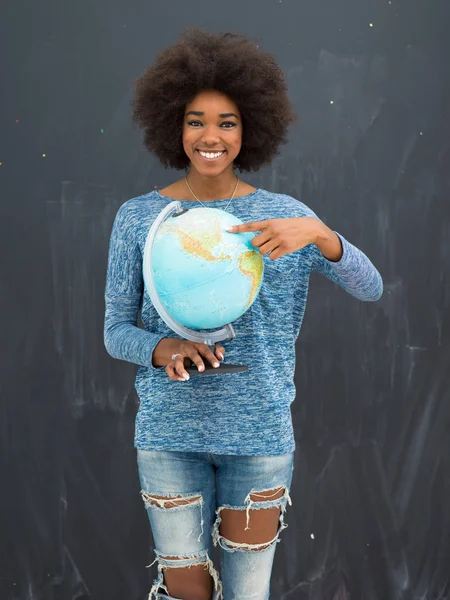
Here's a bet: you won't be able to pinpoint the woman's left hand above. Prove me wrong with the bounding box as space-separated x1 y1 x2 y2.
226 217 323 260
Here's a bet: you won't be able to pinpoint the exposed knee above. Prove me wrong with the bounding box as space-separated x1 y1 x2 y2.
216 486 288 551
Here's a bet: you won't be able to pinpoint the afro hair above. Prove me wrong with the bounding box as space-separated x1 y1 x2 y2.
131 28 296 172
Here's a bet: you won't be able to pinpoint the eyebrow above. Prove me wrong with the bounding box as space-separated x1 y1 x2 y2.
185 111 240 119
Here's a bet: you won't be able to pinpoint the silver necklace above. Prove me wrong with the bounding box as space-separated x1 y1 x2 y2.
185 175 240 211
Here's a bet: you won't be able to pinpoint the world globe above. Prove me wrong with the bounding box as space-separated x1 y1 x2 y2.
148 207 264 330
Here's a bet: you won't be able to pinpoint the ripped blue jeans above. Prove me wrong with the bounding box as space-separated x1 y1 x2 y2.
137 449 294 600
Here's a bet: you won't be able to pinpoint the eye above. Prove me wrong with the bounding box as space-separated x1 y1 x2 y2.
186 120 237 128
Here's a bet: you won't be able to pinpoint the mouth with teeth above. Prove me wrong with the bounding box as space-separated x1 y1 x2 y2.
197 149 226 162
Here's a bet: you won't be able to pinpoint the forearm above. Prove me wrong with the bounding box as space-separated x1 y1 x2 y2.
310 224 383 302
104 321 164 367
104 295 165 367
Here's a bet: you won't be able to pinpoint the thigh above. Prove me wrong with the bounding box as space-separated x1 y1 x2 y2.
137 449 217 559
212 452 295 600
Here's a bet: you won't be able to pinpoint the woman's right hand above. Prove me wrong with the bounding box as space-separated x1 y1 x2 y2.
152 338 225 381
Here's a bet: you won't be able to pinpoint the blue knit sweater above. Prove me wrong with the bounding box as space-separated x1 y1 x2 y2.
104 189 383 456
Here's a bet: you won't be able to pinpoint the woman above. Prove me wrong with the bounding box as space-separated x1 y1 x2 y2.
104 29 383 600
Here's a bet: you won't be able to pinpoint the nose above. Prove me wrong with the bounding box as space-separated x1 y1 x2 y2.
200 124 221 145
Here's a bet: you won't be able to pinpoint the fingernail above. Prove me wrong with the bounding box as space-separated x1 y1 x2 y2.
183 373 190 380
214 362 220 368
217 352 224 360
198 365 204 372
226 227 234 232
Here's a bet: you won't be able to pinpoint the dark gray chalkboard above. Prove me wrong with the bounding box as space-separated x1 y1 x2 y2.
1 0 449 598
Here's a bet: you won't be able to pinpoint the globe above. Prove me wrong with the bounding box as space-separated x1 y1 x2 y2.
148 207 264 330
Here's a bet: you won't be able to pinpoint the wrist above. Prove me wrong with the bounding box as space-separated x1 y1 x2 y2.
313 222 343 262
152 337 180 367
312 219 330 245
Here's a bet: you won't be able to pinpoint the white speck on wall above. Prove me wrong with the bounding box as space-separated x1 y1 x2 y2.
310 533 315 539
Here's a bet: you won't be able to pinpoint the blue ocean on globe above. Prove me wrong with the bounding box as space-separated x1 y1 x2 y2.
148 207 264 330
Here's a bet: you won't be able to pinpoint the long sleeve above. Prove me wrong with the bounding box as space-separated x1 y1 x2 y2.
310 230 383 301
104 203 165 368
299 202 383 302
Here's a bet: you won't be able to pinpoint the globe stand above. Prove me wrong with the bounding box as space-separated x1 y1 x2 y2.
143 201 249 376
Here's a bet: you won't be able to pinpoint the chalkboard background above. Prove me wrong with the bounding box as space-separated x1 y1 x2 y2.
1 0 449 598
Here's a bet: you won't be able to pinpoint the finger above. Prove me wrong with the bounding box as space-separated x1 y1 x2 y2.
215 346 226 361
226 221 269 233
166 363 186 382
268 246 284 260
197 345 221 368
184 347 206 373
173 356 190 380
258 241 277 256
250 231 272 249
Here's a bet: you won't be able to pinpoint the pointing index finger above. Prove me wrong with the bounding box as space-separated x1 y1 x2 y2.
226 221 267 233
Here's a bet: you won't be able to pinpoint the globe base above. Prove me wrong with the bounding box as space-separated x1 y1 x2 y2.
185 362 248 376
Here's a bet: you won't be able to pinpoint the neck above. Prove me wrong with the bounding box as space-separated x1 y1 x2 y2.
186 168 238 201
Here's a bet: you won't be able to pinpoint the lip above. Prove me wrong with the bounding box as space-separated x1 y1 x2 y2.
196 149 226 162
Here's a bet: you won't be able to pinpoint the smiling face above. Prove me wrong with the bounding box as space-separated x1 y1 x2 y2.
182 89 242 178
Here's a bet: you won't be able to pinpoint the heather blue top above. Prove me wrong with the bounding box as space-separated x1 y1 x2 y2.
104 189 383 456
